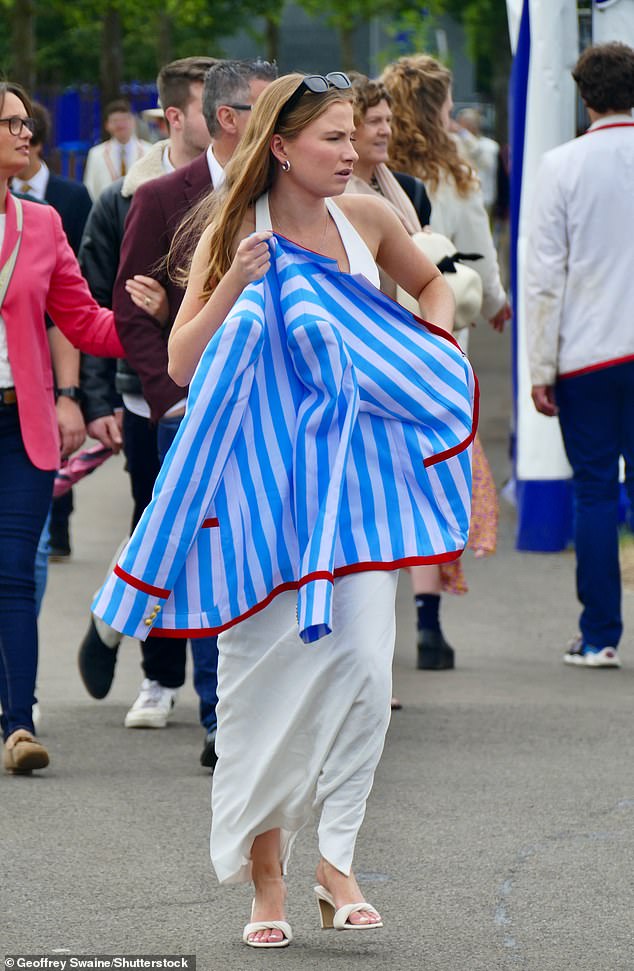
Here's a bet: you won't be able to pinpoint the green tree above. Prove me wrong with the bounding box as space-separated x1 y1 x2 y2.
0 0 282 98
298 0 439 71
0 0 36 90
438 0 511 137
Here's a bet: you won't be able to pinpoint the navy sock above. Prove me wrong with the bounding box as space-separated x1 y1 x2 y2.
415 593 441 632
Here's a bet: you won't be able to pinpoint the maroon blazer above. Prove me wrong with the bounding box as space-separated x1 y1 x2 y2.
113 152 212 422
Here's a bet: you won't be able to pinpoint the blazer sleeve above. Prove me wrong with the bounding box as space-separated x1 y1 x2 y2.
113 179 184 421
525 153 568 386
44 207 124 359
92 299 266 639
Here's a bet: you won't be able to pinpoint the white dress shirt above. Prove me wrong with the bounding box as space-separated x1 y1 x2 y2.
12 160 50 202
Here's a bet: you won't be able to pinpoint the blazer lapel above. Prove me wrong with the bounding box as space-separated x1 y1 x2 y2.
183 153 212 207
0 191 20 272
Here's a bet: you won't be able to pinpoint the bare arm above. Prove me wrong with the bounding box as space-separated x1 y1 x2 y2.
168 227 272 387
376 204 455 333
341 195 456 333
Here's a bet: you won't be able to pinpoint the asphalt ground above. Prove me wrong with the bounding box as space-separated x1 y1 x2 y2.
2 322 633 971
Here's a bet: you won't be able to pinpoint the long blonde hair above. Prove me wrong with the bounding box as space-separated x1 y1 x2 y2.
381 55 478 197
170 74 353 297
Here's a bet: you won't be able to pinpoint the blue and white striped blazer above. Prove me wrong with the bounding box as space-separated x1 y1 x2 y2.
93 235 478 643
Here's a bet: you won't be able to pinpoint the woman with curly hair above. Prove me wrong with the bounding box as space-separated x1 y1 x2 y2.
381 55 504 669
382 54 510 335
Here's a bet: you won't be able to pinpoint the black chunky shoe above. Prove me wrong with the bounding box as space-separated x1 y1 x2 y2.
78 617 120 698
417 628 455 670
200 728 218 769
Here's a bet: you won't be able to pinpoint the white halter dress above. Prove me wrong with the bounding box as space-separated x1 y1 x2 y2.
210 195 397 884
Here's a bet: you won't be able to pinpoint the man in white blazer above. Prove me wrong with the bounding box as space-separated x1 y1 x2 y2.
83 99 151 200
526 41 634 669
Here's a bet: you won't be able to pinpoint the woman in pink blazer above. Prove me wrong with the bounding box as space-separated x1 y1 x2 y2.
0 82 123 774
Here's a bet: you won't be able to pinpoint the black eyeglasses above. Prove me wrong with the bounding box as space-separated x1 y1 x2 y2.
223 104 252 111
279 72 351 120
0 116 35 136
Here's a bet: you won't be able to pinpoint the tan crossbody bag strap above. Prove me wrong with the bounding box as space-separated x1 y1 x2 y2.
0 197 24 308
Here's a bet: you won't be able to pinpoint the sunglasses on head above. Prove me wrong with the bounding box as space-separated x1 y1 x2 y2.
279 72 351 120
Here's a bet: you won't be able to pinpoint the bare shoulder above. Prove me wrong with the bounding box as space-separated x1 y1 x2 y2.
333 193 399 254
335 193 391 223
335 193 396 233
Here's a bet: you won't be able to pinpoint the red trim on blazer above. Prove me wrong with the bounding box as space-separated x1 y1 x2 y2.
425 374 479 466
585 122 634 136
558 353 634 381
113 564 171 598
147 551 464 638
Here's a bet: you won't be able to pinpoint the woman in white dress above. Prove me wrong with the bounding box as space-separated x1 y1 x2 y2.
167 73 456 948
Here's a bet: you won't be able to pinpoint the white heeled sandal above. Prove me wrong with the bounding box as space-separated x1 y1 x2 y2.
243 900 293 948
314 884 383 930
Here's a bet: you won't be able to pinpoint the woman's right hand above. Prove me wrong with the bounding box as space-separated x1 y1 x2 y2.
229 232 272 288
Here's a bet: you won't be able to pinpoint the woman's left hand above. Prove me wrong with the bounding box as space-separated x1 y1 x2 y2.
56 396 86 459
126 275 169 326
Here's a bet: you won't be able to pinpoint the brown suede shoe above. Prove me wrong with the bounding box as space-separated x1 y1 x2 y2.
3 729 49 774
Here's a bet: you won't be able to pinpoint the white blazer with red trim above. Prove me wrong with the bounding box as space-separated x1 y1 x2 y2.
526 114 634 386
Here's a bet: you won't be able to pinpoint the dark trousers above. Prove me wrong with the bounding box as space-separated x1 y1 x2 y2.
0 408 54 739
124 409 218 731
556 361 634 647
122 408 160 533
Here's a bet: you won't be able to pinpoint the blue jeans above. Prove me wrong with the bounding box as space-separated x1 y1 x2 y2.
0 408 55 739
142 412 218 733
35 508 51 616
556 361 634 647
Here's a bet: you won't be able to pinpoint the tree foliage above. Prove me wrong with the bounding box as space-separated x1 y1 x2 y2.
0 0 279 91
438 0 510 96
297 0 443 70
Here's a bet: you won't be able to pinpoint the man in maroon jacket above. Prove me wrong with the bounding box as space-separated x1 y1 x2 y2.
111 59 277 762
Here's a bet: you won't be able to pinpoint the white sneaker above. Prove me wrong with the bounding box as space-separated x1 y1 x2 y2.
124 679 178 728
563 637 621 668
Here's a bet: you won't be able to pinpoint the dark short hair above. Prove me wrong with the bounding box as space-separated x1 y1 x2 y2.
0 81 33 119
157 56 217 113
349 72 391 126
202 58 278 136
572 42 634 114
29 101 51 148
103 99 132 120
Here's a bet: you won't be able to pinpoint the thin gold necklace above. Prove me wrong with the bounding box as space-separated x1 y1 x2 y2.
270 199 330 252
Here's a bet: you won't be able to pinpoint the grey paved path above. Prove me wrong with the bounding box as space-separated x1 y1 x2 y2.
2 324 633 971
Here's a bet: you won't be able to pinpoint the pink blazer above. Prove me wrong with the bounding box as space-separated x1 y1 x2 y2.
1 191 124 470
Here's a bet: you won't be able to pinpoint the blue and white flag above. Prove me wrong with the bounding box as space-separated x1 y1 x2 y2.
93 235 477 643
